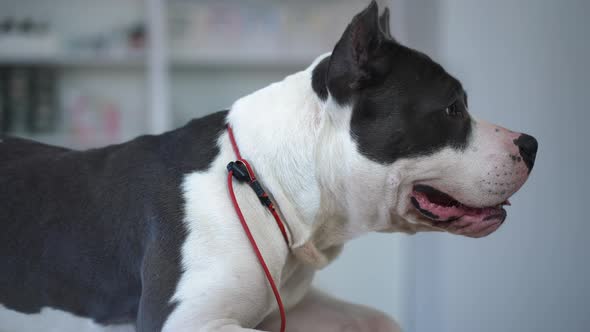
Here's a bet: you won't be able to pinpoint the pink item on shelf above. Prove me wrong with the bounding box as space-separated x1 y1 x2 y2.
103 102 120 142
69 94 121 148
71 95 94 146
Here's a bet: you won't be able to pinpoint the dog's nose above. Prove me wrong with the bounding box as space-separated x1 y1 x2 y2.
514 134 538 173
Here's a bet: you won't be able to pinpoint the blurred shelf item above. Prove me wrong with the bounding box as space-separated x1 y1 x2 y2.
63 21 147 65
167 0 358 68
0 15 147 68
0 0 370 149
1 66 59 135
0 17 60 58
0 1 154 147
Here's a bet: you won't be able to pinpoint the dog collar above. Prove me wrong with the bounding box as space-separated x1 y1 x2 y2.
225 126 290 245
225 124 288 332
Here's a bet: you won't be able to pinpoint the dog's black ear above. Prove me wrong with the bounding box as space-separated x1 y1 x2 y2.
379 7 393 40
327 0 389 103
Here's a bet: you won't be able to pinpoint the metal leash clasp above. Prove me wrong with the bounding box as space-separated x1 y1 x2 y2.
227 160 273 208
227 161 251 182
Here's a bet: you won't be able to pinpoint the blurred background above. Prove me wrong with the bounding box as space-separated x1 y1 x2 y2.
0 0 588 331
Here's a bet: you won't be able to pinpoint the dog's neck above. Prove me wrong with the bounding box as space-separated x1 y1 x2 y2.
226 55 393 268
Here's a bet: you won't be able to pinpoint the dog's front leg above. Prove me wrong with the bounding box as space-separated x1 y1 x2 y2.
160 299 272 332
256 288 400 332
197 319 269 332
162 316 270 332
156 282 274 332
138 242 273 332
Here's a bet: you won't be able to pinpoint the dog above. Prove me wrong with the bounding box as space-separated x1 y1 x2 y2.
0 2 537 331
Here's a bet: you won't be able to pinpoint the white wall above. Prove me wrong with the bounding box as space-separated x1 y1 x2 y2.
314 233 414 330
414 1 590 332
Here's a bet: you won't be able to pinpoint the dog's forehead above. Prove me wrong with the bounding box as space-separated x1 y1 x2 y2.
348 46 472 165
384 45 464 103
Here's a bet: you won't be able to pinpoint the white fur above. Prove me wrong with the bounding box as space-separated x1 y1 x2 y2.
163 57 330 331
163 54 402 330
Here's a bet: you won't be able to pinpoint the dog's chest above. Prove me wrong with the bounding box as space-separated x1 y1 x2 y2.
165 139 316 327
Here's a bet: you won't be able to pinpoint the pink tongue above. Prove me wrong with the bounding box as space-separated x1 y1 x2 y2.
412 191 500 221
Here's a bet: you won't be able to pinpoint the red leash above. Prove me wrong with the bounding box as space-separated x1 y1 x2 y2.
226 125 288 332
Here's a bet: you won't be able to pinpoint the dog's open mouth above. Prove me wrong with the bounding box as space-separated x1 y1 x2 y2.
410 184 509 224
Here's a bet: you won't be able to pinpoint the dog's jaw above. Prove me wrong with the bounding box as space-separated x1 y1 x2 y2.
382 119 536 238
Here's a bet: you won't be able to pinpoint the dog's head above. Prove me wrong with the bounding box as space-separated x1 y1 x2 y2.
312 1 537 238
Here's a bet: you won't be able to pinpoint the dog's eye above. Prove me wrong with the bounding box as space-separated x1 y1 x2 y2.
444 103 464 118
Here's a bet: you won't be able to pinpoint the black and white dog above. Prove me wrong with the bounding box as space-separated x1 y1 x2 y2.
0 2 537 331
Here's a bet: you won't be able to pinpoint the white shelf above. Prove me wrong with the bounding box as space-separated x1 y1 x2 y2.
0 54 146 68
0 54 315 70
171 55 314 69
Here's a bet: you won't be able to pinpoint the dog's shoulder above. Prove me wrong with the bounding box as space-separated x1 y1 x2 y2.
147 109 229 174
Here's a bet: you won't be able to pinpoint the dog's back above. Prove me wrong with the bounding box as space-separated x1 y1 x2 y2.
0 110 228 328
0 136 69 164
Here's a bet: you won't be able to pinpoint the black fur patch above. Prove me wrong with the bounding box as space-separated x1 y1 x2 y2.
312 57 330 101
316 1 472 164
0 110 228 331
348 44 472 164
312 6 392 103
